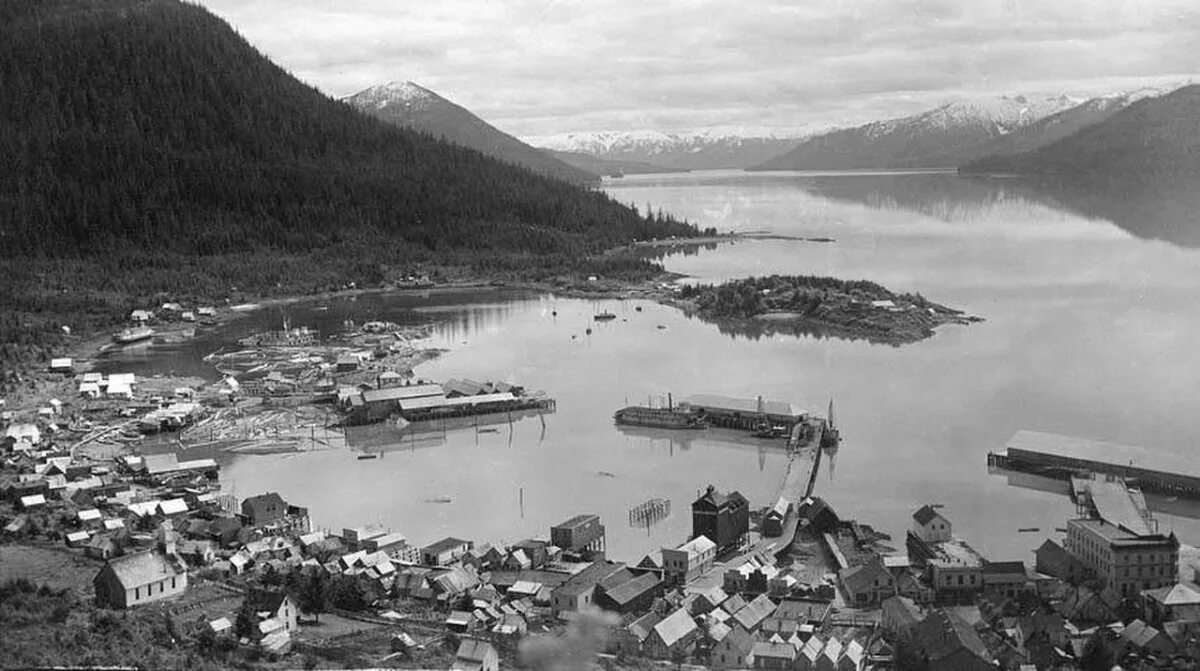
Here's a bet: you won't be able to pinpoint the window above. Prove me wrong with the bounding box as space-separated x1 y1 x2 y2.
171 577 176 589
135 587 140 599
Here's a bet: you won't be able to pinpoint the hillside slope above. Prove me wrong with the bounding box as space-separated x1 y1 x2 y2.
0 0 696 365
961 85 1200 179
344 81 597 184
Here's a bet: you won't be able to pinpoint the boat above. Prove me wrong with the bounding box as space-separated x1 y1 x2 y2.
593 312 617 321
114 326 155 344
752 422 789 439
614 405 707 430
356 453 378 460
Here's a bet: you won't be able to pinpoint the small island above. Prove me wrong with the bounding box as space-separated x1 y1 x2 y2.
668 274 980 345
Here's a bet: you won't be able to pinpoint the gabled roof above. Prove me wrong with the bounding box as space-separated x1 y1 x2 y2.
732 593 775 631
770 598 832 624
916 609 992 664
840 559 891 594
693 485 748 511
626 611 662 641
603 572 660 606
423 537 470 556
1144 581 1200 606
912 504 944 526
751 641 795 660
653 608 698 647
983 560 1027 576
455 638 496 663
99 550 185 589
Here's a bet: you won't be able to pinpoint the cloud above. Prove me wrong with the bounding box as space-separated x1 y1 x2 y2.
195 0 1200 137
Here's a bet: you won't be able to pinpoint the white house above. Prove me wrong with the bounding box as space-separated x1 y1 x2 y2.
911 504 952 544
662 535 717 585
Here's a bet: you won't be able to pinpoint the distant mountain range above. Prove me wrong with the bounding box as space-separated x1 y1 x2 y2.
961 85 1200 180
532 131 807 171
344 81 597 184
753 95 1091 171
542 149 672 176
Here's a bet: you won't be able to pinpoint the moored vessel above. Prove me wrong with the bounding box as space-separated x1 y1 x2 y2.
114 326 155 344
613 405 707 430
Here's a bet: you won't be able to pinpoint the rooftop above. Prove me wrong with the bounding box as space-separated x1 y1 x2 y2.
99 550 185 589
361 384 444 404
681 394 805 419
1069 518 1176 546
553 513 600 530
423 537 470 555
929 538 985 568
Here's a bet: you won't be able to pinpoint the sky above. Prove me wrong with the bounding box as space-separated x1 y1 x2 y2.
196 0 1200 140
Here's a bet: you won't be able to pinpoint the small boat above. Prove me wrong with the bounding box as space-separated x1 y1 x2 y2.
114 326 155 344
593 312 617 321
585 328 592 335
426 496 453 504
356 454 378 460
635 306 643 312
1017 527 1040 533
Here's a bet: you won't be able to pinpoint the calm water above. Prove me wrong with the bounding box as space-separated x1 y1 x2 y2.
102 170 1200 562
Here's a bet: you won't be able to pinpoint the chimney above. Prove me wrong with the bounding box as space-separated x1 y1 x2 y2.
757 396 764 414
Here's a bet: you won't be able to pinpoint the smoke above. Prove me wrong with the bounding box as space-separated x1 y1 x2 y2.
519 608 619 671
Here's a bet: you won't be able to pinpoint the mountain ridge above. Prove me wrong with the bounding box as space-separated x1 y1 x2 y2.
344 80 597 184
531 130 808 171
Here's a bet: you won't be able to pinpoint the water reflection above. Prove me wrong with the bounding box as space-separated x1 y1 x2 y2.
782 172 1200 249
345 410 552 454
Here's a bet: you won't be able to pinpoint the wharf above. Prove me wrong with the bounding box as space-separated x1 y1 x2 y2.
988 430 1200 499
1071 478 1157 535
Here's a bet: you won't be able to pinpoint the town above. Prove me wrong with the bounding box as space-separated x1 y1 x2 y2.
3 311 1199 670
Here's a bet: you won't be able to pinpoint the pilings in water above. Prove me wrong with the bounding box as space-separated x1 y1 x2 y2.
629 497 671 528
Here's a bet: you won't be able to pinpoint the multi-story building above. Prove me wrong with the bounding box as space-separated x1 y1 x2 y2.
692 485 749 552
1064 518 1178 597
662 535 717 586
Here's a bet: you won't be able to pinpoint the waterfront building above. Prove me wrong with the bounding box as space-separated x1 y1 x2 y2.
93 550 188 609
1064 518 1178 597
981 560 1029 599
662 535 717 586
550 514 606 559
911 504 952 544
422 537 474 566
241 492 288 526
678 394 806 430
763 497 790 537
692 485 750 552
1143 581 1200 624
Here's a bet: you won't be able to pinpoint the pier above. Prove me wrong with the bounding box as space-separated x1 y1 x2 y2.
987 430 1200 499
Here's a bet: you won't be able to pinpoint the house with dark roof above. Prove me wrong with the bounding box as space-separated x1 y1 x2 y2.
1034 538 1085 583
912 609 994 671
550 561 626 618
797 497 839 534
246 589 300 632
692 485 750 552
982 560 1029 599
612 611 662 655
93 550 188 608
594 571 663 614
241 492 288 526
452 637 499 671
911 504 952 544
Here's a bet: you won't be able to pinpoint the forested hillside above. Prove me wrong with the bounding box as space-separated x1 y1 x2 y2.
0 0 697 365
961 85 1200 178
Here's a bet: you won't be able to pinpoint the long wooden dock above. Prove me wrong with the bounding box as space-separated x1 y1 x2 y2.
989 430 1200 499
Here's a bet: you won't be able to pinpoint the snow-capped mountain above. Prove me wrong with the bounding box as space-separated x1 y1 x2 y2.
754 94 1088 171
529 130 811 171
343 81 597 184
